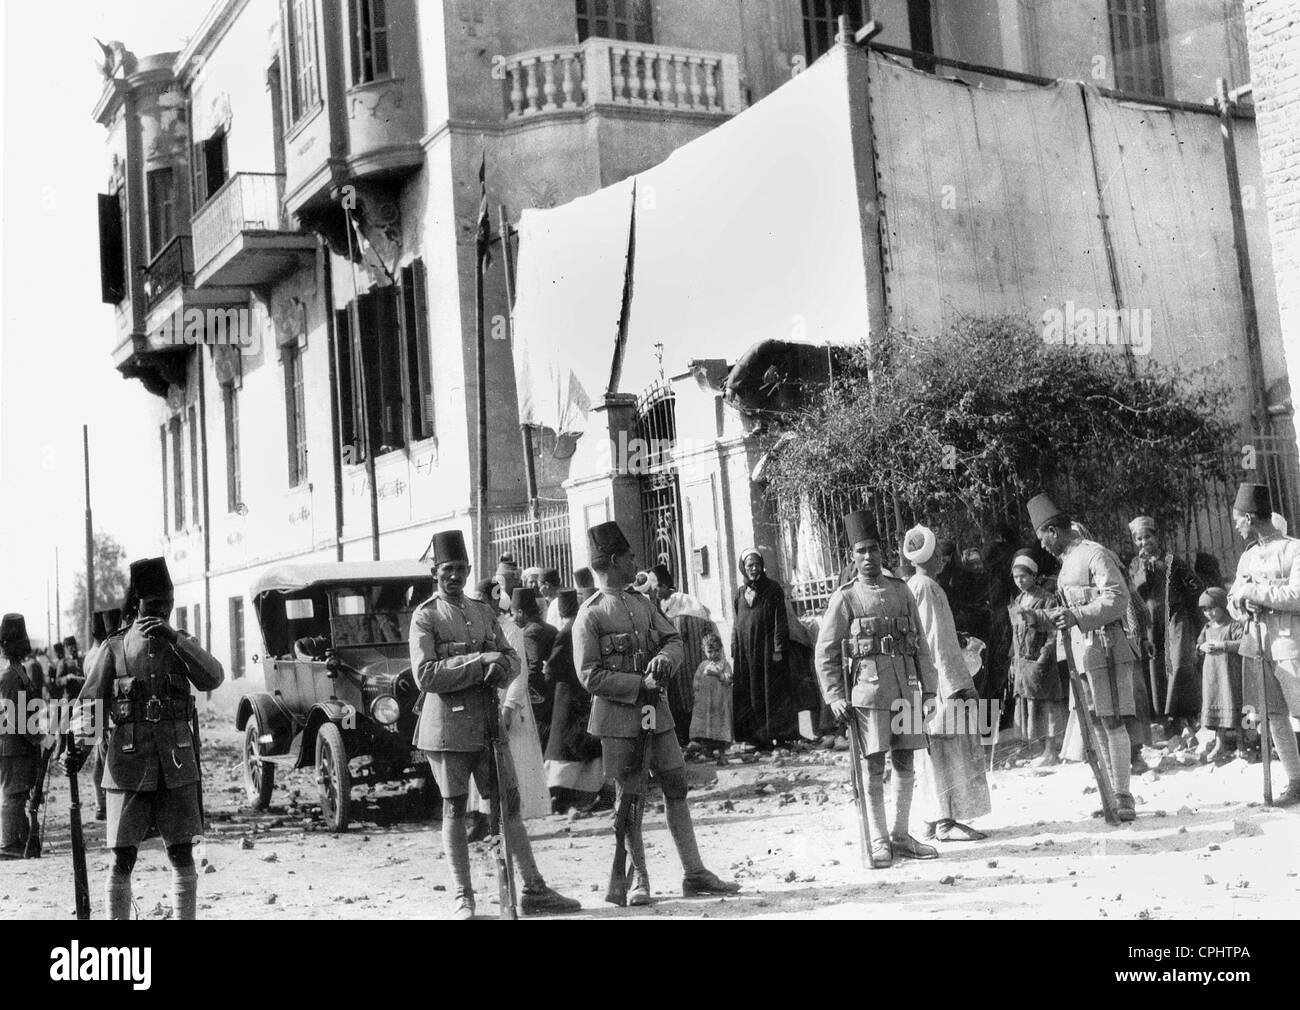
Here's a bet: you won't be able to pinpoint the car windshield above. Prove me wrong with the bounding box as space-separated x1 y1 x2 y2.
329 610 416 647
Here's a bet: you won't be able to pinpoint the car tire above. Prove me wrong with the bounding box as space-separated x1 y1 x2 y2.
242 719 275 810
316 722 351 833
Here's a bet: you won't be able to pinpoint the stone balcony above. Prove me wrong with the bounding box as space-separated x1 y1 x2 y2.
501 39 743 120
192 172 316 290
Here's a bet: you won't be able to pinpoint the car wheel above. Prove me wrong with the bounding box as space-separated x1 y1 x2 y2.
316 722 351 832
242 720 275 810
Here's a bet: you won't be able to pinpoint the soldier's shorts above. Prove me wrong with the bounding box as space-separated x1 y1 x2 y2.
855 707 926 757
1068 661 1136 719
427 748 519 811
105 782 202 849
601 730 685 791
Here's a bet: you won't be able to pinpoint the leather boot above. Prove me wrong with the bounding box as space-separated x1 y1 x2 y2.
668 797 740 896
627 808 652 906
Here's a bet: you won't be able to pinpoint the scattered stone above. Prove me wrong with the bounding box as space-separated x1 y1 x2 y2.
433 885 446 892
240 836 254 850
784 871 798 883
1232 819 1262 837
1176 806 1193 817
1137 908 1150 919
204 864 217 875
1208 844 1220 852
1142 771 1160 784
987 860 998 869
721 800 735 812
939 875 956 886
262 853 278 863
266 893 278 905
1203 875 1215 885
1082 785 1098 795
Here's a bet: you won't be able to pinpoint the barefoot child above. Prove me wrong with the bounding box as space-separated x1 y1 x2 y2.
689 632 733 762
1009 550 1067 767
1196 587 1244 762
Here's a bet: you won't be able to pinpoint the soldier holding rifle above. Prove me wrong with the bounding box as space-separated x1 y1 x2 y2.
410 529 579 919
815 510 940 869
1027 495 1140 822
573 521 739 906
1228 483 1300 806
1 614 47 860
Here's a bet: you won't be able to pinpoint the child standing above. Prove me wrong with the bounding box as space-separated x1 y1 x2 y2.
1008 550 1067 767
1196 587 1244 762
690 632 733 763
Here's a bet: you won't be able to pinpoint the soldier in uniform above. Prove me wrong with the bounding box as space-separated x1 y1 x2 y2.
48 643 66 700
1228 483 1300 805
1 615 46 859
815 510 940 868
573 521 739 906
85 609 124 822
1028 494 1141 822
68 557 224 919
60 636 86 700
410 530 580 919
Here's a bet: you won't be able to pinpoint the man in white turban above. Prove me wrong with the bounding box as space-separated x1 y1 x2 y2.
904 525 992 842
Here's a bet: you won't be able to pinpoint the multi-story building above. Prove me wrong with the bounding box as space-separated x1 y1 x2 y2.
94 0 1258 705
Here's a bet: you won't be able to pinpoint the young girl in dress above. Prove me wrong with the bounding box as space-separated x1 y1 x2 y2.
689 632 733 764
1196 587 1244 762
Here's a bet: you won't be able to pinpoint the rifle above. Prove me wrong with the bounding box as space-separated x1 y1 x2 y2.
24 743 53 858
607 674 659 907
839 641 872 869
1054 600 1121 825
1249 616 1273 806
64 729 91 920
484 682 519 921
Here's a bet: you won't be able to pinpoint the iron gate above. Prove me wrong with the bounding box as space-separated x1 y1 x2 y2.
634 380 688 585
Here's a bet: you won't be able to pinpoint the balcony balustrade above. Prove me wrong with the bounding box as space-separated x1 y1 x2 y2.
192 172 314 289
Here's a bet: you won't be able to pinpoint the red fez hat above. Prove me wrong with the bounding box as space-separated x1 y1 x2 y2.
423 530 469 567
558 589 580 618
1233 483 1272 517
511 586 538 612
843 510 879 548
1027 493 1069 531
588 522 632 557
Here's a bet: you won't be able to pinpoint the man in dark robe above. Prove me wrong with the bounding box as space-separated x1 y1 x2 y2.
731 547 799 748
512 587 556 751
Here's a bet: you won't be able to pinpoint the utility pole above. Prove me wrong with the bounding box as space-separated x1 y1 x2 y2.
54 547 61 643
83 425 95 648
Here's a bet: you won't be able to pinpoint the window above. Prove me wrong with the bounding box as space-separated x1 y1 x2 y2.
576 0 652 43
159 425 169 536
802 0 866 62
188 405 200 527
283 343 308 486
176 607 188 634
223 384 242 512
193 129 228 207
337 261 434 460
169 416 184 531
229 597 246 679
193 604 202 647
1108 0 1165 97
146 168 177 259
286 0 322 123
906 0 935 74
350 0 390 84
97 190 126 304
401 261 435 442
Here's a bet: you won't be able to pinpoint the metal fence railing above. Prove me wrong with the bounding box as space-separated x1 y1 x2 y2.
488 501 574 584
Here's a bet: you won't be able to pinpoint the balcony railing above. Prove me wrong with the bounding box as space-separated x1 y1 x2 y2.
502 39 743 120
142 234 192 312
192 173 289 276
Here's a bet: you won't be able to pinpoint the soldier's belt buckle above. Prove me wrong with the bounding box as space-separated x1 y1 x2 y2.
879 634 896 656
144 697 163 723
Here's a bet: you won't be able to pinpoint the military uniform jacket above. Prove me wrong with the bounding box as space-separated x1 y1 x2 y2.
572 588 684 739
409 592 520 753
0 661 42 757
1231 533 1300 662
815 574 939 711
78 626 225 792
1055 539 1140 674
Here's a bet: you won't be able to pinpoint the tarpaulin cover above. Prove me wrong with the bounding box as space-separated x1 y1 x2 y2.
869 53 1279 386
510 179 636 433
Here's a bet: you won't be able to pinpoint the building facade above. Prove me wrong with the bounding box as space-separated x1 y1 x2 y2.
95 0 1257 706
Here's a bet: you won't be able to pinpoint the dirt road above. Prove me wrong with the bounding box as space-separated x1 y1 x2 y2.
3 717 1297 920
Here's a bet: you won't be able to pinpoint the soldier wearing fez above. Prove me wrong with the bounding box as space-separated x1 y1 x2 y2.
1027 494 1140 821
573 521 739 905
1 614 46 859
66 557 224 918
1229 482 1300 805
815 510 940 868
410 529 580 919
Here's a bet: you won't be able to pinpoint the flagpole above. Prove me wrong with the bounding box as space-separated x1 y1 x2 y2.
344 209 382 561
83 425 95 649
54 547 61 643
475 155 491 574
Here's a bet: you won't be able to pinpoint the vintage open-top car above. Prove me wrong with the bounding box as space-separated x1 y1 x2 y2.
237 561 435 831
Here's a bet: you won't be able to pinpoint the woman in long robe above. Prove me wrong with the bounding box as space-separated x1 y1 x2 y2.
543 591 605 813
731 547 799 748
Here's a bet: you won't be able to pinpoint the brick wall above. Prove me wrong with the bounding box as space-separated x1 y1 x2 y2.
1243 1 1300 446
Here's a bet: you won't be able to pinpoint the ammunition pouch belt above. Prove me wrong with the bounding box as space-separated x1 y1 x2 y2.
433 641 470 660
846 615 918 658
598 632 648 675
111 694 195 725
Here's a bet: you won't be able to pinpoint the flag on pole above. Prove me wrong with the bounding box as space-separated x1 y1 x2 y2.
477 154 493 273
